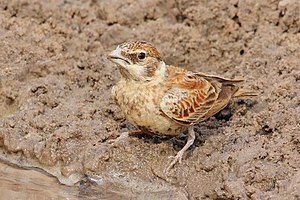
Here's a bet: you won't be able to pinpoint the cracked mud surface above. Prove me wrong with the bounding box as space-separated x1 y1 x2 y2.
0 0 299 199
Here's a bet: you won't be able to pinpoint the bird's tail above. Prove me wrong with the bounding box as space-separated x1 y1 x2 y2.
195 72 258 97
233 88 258 98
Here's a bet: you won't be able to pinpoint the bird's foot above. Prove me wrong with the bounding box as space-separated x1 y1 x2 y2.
108 130 145 146
164 149 185 175
108 131 129 146
164 126 196 175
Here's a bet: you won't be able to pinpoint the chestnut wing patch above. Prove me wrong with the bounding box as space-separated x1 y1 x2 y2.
160 75 219 125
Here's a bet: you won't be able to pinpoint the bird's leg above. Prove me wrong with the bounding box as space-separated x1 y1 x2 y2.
127 130 146 137
165 126 196 174
109 130 145 145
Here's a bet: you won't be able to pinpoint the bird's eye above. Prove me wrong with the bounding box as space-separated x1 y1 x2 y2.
137 52 146 60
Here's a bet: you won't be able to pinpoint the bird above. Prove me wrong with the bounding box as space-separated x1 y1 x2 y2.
107 41 256 173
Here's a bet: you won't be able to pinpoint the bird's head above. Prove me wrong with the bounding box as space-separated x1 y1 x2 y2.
108 41 166 81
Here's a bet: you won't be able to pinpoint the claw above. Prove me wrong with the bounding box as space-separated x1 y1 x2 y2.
108 130 146 146
165 151 184 174
109 132 129 146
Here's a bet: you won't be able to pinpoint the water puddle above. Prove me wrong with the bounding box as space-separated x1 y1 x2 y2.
0 161 131 200
0 160 187 200
0 162 72 199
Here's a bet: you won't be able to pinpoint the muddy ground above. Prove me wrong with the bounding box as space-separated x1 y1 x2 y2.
0 0 299 199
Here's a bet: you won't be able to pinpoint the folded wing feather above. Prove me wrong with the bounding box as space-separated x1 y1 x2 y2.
160 72 248 125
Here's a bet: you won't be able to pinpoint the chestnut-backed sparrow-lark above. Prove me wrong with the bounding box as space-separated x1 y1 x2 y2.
107 41 256 173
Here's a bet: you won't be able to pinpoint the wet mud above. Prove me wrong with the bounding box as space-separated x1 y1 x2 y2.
0 0 299 199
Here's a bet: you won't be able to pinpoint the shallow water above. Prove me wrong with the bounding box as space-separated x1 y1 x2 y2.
0 161 82 199
0 161 133 200
0 161 185 200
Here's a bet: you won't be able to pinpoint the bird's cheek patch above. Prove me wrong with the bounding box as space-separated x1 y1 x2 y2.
146 65 157 77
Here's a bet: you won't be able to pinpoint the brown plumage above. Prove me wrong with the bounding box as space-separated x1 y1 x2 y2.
107 41 256 173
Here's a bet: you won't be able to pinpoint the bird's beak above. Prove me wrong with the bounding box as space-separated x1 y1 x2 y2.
107 46 130 68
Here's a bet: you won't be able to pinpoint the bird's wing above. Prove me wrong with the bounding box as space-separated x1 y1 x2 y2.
160 71 222 125
160 68 251 125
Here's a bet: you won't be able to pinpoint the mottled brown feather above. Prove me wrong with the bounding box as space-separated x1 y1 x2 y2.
160 66 251 125
161 66 219 125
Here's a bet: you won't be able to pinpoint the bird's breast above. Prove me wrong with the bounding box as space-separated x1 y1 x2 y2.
112 80 185 136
